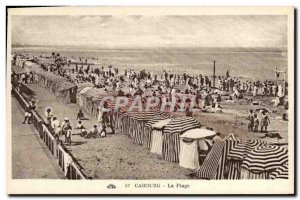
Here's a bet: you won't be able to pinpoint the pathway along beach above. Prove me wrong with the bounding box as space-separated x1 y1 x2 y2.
11 96 64 179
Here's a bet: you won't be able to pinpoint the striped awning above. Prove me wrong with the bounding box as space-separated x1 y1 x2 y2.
241 144 288 173
164 117 201 135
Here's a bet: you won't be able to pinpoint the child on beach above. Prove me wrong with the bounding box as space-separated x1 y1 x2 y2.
86 125 99 139
65 127 72 144
45 108 53 126
260 111 271 133
76 109 88 120
62 117 71 140
253 114 259 132
99 123 107 138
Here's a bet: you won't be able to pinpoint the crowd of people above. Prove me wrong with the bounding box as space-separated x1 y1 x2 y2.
39 106 114 145
14 52 289 144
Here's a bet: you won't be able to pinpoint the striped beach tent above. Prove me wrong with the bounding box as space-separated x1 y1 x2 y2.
179 129 216 169
214 133 241 180
108 97 135 131
223 133 240 141
162 117 201 162
195 133 241 180
132 111 162 145
124 112 143 137
144 114 171 149
195 139 225 179
150 118 172 155
118 98 139 135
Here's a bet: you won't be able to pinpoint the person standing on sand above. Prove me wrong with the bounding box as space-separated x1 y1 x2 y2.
45 108 53 126
97 104 104 123
253 114 259 132
278 83 283 97
62 118 71 141
260 111 270 133
65 126 72 144
253 84 258 97
226 70 229 78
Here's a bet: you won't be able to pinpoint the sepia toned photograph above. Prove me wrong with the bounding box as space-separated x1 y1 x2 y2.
6 7 294 194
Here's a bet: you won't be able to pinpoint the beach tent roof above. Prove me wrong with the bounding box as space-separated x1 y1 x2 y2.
77 82 94 92
145 114 171 128
152 119 172 129
134 111 162 121
152 119 171 129
180 128 216 139
224 133 240 141
22 61 76 91
164 117 201 135
79 87 93 94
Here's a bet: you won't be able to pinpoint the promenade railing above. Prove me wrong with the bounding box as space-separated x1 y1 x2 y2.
12 87 87 180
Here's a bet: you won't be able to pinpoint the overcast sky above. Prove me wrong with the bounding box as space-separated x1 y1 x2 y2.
11 15 287 48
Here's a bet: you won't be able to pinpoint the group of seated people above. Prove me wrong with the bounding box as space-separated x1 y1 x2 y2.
75 121 107 139
46 108 110 145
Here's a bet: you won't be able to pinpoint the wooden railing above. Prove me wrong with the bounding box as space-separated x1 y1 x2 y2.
12 87 87 180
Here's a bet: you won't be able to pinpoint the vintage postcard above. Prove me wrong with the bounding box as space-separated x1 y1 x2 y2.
6 6 294 195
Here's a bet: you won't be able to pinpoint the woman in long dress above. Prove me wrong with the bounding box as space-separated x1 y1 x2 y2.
278 84 283 97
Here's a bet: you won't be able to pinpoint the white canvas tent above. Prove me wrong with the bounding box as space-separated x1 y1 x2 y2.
150 119 172 155
179 128 216 169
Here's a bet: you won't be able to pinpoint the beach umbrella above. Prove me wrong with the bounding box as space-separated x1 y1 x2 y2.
241 144 288 173
228 140 268 161
269 163 288 179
